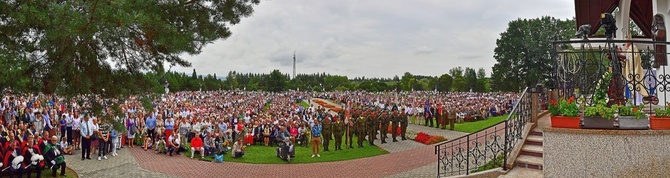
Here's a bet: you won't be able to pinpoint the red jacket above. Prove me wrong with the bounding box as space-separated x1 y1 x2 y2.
191 137 203 148
22 144 45 167
3 148 19 169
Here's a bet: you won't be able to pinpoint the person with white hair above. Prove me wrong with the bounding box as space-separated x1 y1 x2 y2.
44 135 66 177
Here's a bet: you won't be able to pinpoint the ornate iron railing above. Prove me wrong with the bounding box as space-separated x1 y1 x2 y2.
435 87 531 177
552 39 670 109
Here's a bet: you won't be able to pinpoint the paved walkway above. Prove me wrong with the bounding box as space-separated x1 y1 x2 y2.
64 147 176 178
65 99 471 178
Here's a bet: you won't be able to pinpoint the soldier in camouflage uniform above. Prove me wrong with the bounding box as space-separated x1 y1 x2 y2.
367 109 378 146
380 110 389 144
391 110 399 142
356 111 367 148
347 109 358 149
400 108 409 140
333 116 344 150
322 116 333 151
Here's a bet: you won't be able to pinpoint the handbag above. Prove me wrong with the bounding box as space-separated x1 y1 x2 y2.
130 126 138 135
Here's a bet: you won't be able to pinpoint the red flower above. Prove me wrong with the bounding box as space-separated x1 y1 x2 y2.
633 107 638 112
550 100 557 105
567 97 574 104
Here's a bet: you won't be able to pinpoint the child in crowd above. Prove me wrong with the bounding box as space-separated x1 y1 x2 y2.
111 127 119 156
60 137 74 155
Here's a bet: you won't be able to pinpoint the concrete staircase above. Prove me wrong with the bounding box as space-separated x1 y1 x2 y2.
516 130 544 170
498 130 545 178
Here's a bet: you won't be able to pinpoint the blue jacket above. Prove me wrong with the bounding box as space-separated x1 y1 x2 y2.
311 124 322 137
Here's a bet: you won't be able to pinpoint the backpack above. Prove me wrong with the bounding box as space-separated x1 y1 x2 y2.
214 154 224 163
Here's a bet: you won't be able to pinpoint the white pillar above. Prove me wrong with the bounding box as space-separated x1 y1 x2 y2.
655 1 670 103
617 0 632 39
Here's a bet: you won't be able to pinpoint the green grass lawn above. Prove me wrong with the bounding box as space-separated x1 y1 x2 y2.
264 103 271 111
182 136 388 164
453 115 509 133
298 100 310 108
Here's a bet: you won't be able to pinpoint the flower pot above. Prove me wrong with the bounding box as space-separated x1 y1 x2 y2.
582 116 616 129
550 115 580 128
617 116 649 130
650 116 670 130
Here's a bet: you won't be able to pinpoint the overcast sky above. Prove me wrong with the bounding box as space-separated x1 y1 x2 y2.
174 0 575 79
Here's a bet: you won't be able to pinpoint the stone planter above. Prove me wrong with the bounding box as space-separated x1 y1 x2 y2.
617 116 649 130
582 116 616 129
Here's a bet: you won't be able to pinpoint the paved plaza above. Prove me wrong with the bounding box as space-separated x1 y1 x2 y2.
63 99 472 178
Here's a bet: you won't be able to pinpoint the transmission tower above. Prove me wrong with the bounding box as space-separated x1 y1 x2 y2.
293 50 296 79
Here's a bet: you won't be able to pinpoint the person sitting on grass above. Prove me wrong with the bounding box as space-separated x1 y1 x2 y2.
59 137 74 155
232 139 245 158
190 132 204 159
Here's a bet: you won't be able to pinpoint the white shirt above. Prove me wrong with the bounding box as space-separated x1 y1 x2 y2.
80 119 94 137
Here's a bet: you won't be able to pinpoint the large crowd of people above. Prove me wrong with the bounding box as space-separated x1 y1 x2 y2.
0 89 518 177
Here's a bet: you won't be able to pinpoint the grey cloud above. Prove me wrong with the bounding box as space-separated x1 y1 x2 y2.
175 0 575 78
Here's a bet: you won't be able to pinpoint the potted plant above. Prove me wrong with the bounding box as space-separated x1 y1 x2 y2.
582 101 617 129
651 105 670 130
549 97 580 128
617 104 649 130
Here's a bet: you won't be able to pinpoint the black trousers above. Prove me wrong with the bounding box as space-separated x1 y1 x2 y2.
98 138 108 157
52 162 66 176
9 165 24 178
26 164 43 178
66 127 73 145
82 136 91 159
427 115 434 127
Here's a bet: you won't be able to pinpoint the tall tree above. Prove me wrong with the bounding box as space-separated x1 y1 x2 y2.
464 67 478 91
0 0 260 97
400 72 415 91
266 69 287 92
491 16 574 91
437 74 453 92
449 67 467 91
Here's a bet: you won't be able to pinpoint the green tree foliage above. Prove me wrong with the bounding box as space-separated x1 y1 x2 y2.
0 0 260 97
464 67 478 91
491 16 574 92
266 69 287 92
449 67 467 91
436 74 453 92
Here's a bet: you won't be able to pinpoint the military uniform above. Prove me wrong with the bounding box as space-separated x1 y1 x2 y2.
322 118 333 151
333 119 344 150
367 112 377 146
449 108 457 130
392 111 399 142
380 112 389 144
347 111 357 149
401 109 409 140
356 115 367 148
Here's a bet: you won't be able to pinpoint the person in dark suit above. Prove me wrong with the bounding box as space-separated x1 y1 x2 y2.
253 122 263 145
44 136 66 177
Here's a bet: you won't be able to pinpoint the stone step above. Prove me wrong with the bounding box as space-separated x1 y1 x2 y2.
525 135 543 146
520 145 543 157
516 155 543 170
529 131 543 137
498 167 543 178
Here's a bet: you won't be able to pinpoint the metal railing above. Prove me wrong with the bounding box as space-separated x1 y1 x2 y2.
552 39 670 109
435 87 531 177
